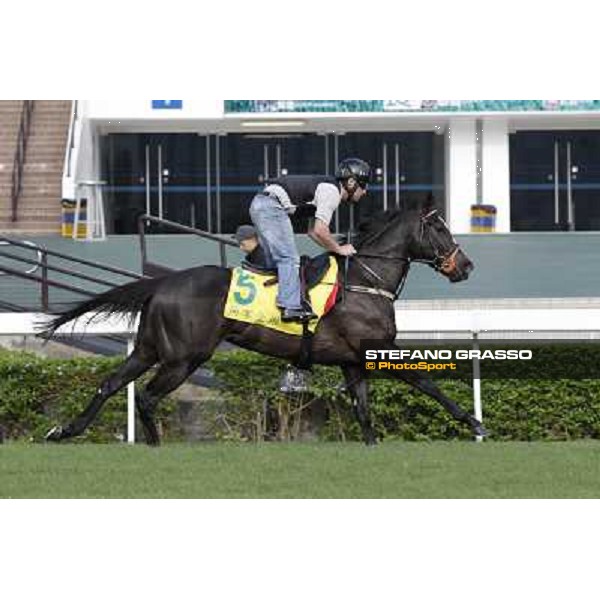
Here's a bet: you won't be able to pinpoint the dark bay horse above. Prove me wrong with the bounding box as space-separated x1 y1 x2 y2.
42 206 487 445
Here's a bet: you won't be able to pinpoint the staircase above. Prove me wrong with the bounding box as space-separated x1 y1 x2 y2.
0 101 22 227
0 100 72 234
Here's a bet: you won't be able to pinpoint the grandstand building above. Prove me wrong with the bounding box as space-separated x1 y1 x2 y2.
2 99 600 238
1 100 599 309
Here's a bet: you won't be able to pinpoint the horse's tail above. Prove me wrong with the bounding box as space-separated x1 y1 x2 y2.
37 275 167 340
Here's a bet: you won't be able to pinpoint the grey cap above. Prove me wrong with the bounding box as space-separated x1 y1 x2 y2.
233 225 258 243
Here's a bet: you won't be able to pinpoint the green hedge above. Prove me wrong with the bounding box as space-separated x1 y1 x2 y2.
207 350 600 442
0 349 177 442
2 348 600 443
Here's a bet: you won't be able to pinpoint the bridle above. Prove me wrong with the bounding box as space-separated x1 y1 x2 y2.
343 209 462 301
418 209 461 274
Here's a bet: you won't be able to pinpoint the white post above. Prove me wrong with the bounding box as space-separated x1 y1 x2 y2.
127 337 135 444
472 331 483 442
86 184 95 241
73 192 81 240
75 181 107 241
98 185 106 239
445 119 477 234
481 119 511 232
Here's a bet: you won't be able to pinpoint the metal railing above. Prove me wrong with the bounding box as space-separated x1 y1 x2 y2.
0 240 42 276
2 216 237 313
11 101 35 222
0 235 144 313
0 233 218 391
137 214 237 275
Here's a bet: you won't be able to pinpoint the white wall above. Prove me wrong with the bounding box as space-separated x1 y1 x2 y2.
482 119 511 232
445 119 477 234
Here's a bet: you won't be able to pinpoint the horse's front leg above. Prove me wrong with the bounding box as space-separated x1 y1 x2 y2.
367 339 486 438
341 364 377 446
397 369 487 438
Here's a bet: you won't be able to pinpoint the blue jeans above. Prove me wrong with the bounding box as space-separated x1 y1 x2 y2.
249 194 302 310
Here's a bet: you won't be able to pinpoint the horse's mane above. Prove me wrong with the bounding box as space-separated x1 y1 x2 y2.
345 207 413 249
349 209 399 248
347 194 436 249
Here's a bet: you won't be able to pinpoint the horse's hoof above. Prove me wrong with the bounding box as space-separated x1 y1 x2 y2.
474 423 488 438
140 425 160 447
143 432 161 447
45 425 64 442
139 425 160 447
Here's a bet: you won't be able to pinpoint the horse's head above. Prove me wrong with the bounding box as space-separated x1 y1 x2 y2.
411 207 474 282
352 200 474 284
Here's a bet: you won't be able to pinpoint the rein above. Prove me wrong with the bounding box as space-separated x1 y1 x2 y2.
340 209 461 302
346 255 410 302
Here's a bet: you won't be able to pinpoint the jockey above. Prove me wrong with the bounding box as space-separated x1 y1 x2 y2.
249 157 371 323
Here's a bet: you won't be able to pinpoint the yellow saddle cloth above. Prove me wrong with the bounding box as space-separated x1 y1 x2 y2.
224 257 339 336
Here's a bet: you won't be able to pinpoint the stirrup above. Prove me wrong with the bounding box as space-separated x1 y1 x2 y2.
279 365 310 394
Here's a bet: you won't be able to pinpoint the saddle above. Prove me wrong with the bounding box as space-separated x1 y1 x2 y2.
240 253 333 374
241 252 333 291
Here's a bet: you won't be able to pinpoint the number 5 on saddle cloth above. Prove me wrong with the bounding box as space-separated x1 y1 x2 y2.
224 254 339 370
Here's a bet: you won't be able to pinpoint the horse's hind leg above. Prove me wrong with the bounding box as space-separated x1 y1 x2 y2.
45 348 155 442
342 364 377 446
136 358 201 446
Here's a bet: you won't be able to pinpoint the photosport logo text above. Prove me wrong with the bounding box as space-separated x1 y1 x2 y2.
358 340 600 380
363 348 533 374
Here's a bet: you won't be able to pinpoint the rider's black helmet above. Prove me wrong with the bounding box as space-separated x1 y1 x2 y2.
335 158 372 188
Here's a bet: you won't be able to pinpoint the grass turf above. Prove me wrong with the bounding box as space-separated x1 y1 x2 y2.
2 441 600 498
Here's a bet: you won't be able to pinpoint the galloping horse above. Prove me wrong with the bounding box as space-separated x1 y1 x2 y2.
42 205 487 445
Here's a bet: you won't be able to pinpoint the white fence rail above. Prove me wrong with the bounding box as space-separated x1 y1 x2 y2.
395 300 600 337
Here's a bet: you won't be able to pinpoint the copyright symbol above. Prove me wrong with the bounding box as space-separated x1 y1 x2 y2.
366 362 376 370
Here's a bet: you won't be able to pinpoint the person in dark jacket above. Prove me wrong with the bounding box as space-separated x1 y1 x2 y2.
233 224 268 267
249 158 371 322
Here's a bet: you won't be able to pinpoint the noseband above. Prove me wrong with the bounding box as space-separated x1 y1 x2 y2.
419 209 461 275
